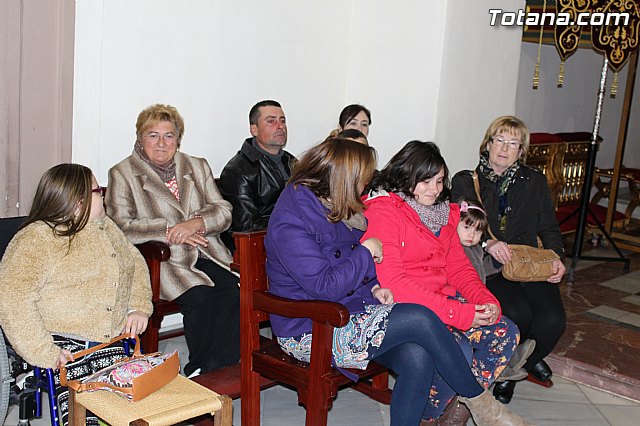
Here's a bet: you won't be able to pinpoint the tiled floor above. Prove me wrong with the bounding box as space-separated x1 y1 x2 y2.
6 366 639 425
5 245 640 425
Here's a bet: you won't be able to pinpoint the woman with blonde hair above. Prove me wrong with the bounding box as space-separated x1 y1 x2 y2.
107 104 239 377
266 138 532 426
451 116 566 404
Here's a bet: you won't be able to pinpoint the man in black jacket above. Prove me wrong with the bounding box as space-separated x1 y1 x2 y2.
219 100 295 249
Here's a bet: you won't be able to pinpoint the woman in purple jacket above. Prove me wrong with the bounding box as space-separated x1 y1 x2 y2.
265 139 531 426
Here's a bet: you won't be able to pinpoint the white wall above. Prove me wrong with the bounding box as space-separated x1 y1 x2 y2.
516 42 640 169
73 0 455 183
436 0 525 174
73 1 526 183
343 1 447 167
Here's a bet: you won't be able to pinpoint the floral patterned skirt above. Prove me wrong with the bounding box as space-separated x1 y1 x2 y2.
422 293 519 421
277 303 394 370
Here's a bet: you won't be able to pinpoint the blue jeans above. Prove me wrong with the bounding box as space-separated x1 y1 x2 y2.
369 304 483 426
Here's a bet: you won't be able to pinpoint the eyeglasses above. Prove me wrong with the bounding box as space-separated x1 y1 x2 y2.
92 186 106 198
491 137 521 150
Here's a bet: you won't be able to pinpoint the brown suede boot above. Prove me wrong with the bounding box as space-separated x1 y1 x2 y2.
459 390 535 426
437 396 471 425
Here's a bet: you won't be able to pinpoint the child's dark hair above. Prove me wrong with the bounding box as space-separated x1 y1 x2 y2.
458 198 488 233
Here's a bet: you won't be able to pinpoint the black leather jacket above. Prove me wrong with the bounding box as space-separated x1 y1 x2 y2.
219 138 295 235
451 165 565 258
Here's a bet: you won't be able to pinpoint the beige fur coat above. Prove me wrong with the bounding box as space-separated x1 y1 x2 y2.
106 151 233 301
0 217 152 368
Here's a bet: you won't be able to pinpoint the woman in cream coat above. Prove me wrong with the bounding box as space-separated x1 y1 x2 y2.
0 163 152 426
106 104 239 377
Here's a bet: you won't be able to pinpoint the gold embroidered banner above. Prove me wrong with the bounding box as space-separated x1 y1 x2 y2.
555 0 596 85
523 0 640 91
555 0 594 61
590 0 640 72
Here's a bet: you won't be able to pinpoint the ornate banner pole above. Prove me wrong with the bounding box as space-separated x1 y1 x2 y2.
567 55 630 282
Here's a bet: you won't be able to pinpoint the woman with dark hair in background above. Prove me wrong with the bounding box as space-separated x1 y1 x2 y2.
0 164 152 426
266 138 531 426
329 104 372 138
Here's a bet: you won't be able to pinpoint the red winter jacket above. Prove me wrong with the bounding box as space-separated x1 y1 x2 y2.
363 191 500 331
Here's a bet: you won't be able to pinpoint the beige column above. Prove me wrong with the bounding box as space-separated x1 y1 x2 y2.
0 0 75 217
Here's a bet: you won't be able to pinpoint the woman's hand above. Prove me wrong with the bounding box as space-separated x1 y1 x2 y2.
485 302 500 324
486 239 512 264
124 311 149 338
56 349 73 369
547 258 566 284
361 237 383 263
372 285 394 305
471 304 493 328
166 218 207 246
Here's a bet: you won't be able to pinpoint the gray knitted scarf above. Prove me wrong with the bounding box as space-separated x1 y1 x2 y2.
397 192 450 235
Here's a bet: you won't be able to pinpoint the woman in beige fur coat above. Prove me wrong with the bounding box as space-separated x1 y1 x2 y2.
106 104 240 377
0 163 153 426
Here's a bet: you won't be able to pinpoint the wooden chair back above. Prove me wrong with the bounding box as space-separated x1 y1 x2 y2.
135 241 178 353
234 230 391 426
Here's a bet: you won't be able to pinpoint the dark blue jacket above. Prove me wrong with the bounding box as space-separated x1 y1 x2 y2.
265 184 379 338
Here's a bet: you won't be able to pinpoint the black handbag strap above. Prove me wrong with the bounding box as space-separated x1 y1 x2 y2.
472 171 544 249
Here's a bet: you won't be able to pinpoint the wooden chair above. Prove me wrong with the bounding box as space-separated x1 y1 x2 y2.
134 241 184 354
235 230 391 426
592 166 640 226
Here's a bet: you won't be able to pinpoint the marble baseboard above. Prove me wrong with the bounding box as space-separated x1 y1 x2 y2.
548 249 640 402
547 353 640 402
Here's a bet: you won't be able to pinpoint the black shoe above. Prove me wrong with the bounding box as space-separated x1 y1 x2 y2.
492 380 516 404
530 360 552 382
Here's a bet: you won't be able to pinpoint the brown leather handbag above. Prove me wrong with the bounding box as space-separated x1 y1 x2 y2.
60 333 179 402
500 244 560 282
472 172 559 282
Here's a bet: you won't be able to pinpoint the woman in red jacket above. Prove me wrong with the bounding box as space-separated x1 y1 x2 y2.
363 141 519 424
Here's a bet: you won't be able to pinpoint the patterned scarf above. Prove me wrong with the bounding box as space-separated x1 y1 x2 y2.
478 150 521 196
478 150 521 231
397 192 450 235
319 197 368 231
134 141 177 183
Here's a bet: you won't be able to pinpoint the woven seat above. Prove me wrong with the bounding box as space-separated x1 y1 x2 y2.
69 375 231 426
